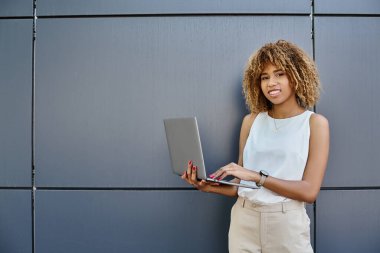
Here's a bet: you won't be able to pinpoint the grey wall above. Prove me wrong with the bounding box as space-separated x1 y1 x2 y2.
0 0 379 252
314 1 380 251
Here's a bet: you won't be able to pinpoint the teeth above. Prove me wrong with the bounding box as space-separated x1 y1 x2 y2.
269 90 280 96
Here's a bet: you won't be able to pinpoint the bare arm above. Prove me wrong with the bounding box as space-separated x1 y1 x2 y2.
182 113 257 197
261 114 329 203
211 113 330 203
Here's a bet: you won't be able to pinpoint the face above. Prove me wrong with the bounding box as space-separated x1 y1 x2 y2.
260 63 296 107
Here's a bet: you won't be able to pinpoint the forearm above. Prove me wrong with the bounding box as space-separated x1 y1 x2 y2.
263 176 319 203
210 165 320 203
205 184 238 197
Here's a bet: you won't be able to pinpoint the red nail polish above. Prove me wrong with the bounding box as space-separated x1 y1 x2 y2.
192 165 196 171
188 160 192 165
209 175 215 178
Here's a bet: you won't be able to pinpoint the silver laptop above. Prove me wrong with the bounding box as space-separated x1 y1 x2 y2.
163 117 258 189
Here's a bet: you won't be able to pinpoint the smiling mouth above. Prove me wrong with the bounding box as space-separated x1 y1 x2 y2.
268 90 281 97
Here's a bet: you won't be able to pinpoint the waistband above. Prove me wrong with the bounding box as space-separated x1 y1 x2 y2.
237 196 305 213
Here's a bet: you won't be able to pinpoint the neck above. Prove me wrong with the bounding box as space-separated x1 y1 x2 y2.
271 102 305 119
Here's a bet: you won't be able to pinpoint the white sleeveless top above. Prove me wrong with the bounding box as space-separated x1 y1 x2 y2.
238 110 314 204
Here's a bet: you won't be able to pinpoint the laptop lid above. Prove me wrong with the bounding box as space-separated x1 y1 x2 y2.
163 117 258 189
163 117 207 180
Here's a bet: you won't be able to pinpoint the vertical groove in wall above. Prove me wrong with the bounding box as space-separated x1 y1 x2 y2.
310 0 317 252
31 0 37 253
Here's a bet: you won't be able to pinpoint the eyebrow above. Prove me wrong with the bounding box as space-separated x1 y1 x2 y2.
260 69 283 75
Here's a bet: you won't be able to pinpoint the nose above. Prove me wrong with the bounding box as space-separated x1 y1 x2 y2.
268 76 278 86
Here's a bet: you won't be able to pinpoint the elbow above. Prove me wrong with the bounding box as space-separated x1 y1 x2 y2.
301 189 319 204
304 195 317 204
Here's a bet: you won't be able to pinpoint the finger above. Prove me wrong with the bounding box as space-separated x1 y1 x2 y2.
217 164 236 179
199 180 213 186
181 170 188 179
211 167 225 180
181 165 194 186
187 160 192 177
196 179 209 189
214 164 231 178
191 165 197 182
218 172 228 180
181 171 190 184
217 169 231 180
198 180 206 188
209 169 221 179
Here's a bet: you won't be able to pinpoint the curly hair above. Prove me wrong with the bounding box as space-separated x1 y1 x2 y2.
242 40 320 114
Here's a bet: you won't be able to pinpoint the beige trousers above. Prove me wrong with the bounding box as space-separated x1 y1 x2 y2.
229 197 313 253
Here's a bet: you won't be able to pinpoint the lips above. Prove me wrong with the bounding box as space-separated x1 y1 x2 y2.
268 89 281 97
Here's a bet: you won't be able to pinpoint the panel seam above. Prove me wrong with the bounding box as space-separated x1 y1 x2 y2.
36 13 310 19
31 1 37 253
310 0 317 251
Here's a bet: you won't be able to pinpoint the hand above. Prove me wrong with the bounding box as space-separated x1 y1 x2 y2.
181 160 219 192
210 162 259 182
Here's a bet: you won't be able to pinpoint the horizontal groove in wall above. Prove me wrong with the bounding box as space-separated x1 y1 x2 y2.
321 186 380 190
3 14 378 20
37 13 309 19
0 187 33 190
0 16 34 19
314 13 380 17
36 187 197 191
0 186 374 191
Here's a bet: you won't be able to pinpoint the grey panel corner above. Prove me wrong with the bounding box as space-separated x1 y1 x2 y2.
0 190 32 253
38 0 310 16
0 19 33 187
315 0 380 14
316 190 380 253
36 190 235 253
315 17 380 187
35 16 311 187
0 0 33 17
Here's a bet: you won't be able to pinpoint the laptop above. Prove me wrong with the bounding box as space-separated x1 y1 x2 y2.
163 117 258 189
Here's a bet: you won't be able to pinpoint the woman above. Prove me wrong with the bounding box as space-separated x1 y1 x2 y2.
182 40 329 253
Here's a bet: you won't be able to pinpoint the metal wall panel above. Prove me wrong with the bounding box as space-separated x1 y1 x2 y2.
306 203 315 249
36 190 236 253
0 190 32 253
315 17 380 187
36 191 315 253
0 0 32 17
315 0 380 14
0 20 32 187
316 190 380 253
38 0 309 16
35 16 311 187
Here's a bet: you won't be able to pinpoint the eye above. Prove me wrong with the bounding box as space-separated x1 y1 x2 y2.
275 72 285 77
260 76 269 81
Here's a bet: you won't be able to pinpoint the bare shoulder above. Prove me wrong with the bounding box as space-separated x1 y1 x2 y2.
238 113 259 165
240 113 259 141
309 113 330 143
241 112 259 133
310 113 329 130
